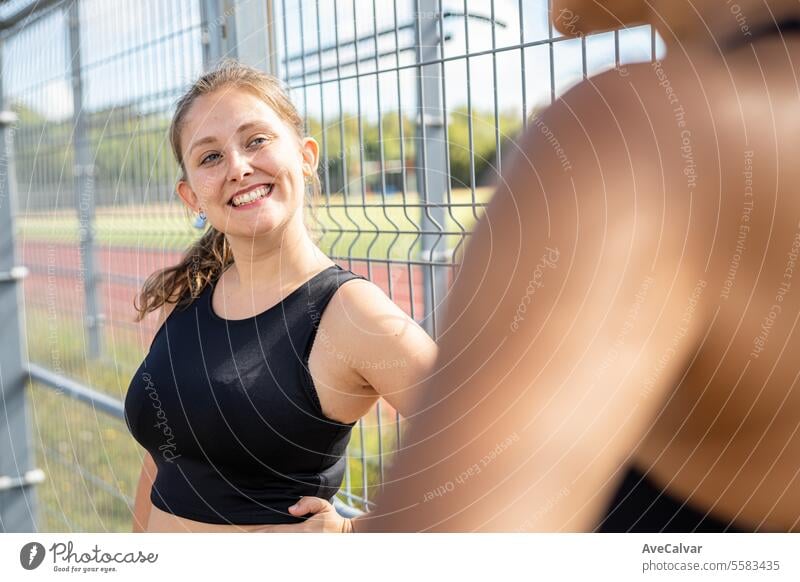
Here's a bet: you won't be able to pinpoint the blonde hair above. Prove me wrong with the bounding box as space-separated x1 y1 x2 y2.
134 60 320 320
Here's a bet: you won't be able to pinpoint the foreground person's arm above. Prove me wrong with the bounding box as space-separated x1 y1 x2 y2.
352 72 711 532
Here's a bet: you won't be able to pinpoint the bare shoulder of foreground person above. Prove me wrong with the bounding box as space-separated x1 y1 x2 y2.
358 0 800 532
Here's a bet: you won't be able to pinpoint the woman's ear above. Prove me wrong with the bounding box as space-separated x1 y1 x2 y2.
176 180 200 213
301 137 320 174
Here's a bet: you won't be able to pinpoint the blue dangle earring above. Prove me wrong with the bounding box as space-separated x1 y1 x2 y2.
193 209 207 229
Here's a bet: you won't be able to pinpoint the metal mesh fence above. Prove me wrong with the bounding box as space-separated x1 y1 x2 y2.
3 0 662 531
7 0 208 532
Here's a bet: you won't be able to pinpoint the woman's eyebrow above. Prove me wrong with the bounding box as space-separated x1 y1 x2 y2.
188 122 269 154
188 135 218 154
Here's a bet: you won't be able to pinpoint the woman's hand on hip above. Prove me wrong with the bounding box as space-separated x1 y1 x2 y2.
267 497 353 533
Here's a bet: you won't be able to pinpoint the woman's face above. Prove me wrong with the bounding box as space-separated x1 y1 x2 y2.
176 87 318 241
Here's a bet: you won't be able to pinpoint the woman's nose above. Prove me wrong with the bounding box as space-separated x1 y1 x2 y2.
226 149 254 182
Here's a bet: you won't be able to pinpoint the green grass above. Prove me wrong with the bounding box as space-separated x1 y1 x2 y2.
26 308 146 532
17 189 491 260
29 382 141 532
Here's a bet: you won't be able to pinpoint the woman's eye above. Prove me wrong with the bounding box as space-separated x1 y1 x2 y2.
248 136 269 148
200 152 220 165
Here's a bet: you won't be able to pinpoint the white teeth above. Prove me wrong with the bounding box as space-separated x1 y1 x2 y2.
231 185 273 207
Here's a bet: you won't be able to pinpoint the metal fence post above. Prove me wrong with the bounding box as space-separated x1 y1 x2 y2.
68 0 102 359
200 0 238 69
415 0 449 337
232 0 274 72
0 35 41 533
265 0 279 77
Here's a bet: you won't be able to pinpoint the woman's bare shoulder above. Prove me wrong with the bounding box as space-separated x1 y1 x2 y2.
324 277 414 333
319 277 434 365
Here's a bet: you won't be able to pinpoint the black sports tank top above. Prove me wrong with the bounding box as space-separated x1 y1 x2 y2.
124 264 365 525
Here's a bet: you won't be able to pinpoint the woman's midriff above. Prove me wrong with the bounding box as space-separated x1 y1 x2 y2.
146 503 289 532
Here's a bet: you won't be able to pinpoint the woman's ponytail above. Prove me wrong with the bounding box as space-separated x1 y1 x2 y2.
134 227 232 320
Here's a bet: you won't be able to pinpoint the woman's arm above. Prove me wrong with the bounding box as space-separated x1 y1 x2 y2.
132 452 156 532
316 279 439 417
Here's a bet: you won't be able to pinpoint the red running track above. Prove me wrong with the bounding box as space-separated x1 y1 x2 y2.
20 241 432 350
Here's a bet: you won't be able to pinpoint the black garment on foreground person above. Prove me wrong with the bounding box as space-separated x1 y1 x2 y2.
597 16 800 536
597 467 747 533
725 16 800 50
124 265 364 525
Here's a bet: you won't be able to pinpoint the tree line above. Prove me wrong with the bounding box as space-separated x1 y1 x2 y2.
12 102 523 209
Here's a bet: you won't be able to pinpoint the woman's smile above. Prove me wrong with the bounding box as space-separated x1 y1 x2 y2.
228 183 275 209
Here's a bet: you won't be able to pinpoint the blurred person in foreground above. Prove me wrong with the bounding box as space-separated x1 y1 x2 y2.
293 0 800 532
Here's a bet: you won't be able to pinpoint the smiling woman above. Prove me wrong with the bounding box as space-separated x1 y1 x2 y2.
123 60 437 533
175 86 314 240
